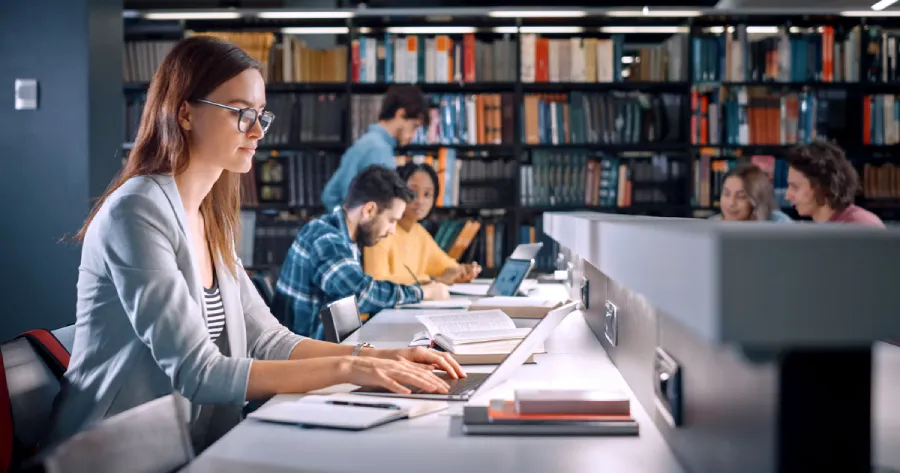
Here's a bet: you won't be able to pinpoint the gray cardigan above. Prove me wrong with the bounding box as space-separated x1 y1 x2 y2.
45 174 306 445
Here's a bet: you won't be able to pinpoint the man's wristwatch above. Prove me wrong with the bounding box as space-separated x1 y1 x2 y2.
351 342 374 357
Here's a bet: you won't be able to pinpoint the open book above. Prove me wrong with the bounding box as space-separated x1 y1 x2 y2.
413 310 543 364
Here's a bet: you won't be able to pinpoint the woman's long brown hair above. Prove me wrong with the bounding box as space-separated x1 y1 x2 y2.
726 163 778 221
74 36 261 277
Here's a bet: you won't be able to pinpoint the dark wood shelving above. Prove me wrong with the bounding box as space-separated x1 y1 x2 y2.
400 144 514 154
257 142 347 152
693 81 861 89
523 143 687 152
266 82 348 93
522 81 691 93
242 203 324 213
352 82 516 94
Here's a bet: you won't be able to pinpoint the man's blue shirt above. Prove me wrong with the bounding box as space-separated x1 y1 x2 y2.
321 123 397 210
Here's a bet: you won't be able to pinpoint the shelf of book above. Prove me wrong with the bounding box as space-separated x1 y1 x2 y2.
122 8 900 274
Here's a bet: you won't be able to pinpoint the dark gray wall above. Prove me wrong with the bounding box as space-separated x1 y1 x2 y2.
579 256 779 473
576 253 876 472
0 0 122 340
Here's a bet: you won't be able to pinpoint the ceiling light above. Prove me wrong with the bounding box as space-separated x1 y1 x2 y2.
606 10 702 17
600 26 689 33
143 11 242 20
258 11 354 19
841 9 900 16
488 10 587 18
871 0 899 11
747 26 780 34
281 27 349 34
386 26 476 34
517 26 585 34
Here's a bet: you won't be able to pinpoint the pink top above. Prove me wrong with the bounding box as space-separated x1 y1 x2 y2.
827 204 886 228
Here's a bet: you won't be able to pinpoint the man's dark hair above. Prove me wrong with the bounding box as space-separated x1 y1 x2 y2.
786 140 859 211
378 85 429 127
344 165 416 210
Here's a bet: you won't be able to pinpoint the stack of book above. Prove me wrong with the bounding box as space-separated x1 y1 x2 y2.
463 388 639 436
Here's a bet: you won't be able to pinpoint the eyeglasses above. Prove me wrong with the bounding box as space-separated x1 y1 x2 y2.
193 99 275 134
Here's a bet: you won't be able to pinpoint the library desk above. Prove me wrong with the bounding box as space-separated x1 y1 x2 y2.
182 284 685 473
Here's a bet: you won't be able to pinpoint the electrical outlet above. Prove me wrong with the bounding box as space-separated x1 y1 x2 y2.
579 278 589 310
653 347 683 427
604 300 618 346
15 79 38 110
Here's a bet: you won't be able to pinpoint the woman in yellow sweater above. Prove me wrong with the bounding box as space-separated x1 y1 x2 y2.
364 162 481 285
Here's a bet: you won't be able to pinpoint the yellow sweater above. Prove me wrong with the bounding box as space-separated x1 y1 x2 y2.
363 223 459 285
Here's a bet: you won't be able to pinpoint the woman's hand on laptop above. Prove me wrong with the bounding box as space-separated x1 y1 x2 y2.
344 356 451 395
377 346 467 380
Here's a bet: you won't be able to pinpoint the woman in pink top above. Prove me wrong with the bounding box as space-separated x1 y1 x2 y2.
785 141 885 228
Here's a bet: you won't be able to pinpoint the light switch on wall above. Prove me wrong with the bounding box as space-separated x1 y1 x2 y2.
15 79 38 110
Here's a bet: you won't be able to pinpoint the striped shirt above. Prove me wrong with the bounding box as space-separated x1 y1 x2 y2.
204 281 225 343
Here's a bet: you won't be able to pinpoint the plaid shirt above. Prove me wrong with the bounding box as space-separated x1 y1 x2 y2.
272 207 423 339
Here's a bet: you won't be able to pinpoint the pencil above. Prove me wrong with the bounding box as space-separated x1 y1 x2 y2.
402 264 428 285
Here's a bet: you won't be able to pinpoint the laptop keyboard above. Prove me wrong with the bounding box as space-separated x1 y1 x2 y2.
408 372 489 395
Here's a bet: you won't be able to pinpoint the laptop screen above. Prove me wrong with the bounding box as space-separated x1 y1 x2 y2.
488 259 532 297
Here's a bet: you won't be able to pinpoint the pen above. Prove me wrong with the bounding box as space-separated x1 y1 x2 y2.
402 263 430 286
326 400 401 410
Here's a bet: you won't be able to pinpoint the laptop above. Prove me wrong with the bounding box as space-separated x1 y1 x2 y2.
450 243 543 297
351 300 580 401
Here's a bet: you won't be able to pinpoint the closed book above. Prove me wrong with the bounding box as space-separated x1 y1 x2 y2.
468 296 564 319
513 388 631 415
462 404 639 436
449 351 537 365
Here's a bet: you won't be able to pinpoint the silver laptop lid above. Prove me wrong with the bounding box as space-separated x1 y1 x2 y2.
469 300 580 398
509 243 544 261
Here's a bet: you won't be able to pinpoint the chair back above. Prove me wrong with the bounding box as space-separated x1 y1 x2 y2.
35 394 194 473
319 295 363 343
249 272 275 308
1 329 70 472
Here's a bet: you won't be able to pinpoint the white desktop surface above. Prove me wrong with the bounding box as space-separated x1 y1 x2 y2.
184 284 685 473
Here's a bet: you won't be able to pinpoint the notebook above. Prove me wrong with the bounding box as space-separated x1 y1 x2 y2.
248 393 448 430
395 298 472 310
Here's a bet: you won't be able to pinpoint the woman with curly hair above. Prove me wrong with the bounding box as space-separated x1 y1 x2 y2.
785 141 885 228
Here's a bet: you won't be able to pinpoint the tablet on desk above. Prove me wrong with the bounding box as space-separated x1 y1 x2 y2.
450 258 535 297
487 259 533 297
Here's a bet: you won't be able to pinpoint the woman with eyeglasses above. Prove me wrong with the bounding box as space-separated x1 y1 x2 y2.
44 36 464 453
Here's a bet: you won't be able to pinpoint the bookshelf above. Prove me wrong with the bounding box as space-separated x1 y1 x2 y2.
122 7 900 273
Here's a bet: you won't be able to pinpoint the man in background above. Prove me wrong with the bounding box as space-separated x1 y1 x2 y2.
321 84 428 210
275 165 449 339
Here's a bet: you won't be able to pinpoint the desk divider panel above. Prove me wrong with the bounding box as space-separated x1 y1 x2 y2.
545 212 899 473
